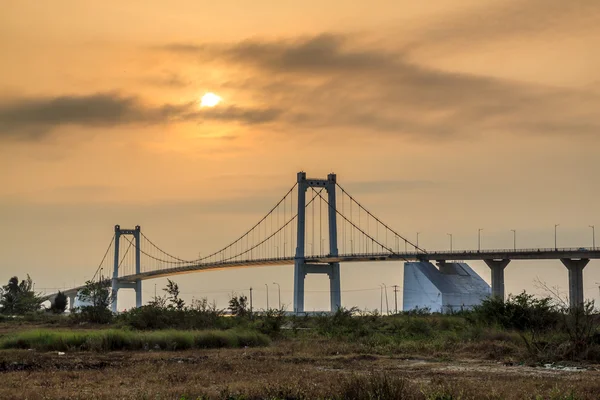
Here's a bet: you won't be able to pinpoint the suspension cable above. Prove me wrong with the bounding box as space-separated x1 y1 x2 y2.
90 234 115 282
311 189 408 261
336 183 426 253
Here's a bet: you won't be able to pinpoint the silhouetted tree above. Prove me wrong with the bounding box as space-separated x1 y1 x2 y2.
0 275 42 314
164 279 185 310
228 294 249 317
77 280 113 323
51 291 68 314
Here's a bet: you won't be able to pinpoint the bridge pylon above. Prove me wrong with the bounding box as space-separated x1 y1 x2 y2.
111 225 142 312
294 172 341 314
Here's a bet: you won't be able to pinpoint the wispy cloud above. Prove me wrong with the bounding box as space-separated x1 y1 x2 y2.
0 93 282 140
161 32 600 140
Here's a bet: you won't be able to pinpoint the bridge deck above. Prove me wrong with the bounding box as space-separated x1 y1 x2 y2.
43 247 599 299
118 247 600 282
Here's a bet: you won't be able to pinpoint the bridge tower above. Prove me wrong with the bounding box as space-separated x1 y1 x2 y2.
111 225 142 312
294 172 341 314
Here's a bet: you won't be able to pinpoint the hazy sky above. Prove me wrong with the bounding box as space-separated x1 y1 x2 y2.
1 0 600 311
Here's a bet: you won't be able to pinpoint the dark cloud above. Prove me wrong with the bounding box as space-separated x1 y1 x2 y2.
162 32 600 139
164 33 395 74
0 93 282 139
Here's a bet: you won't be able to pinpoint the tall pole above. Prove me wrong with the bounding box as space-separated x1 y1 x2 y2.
590 225 596 250
265 283 269 310
382 283 389 315
447 233 453 252
416 232 420 250
393 285 398 314
555 224 559 250
273 282 281 309
112 225 121 313
511 229 516 251
379 285 383 314
249 287 253 314
478 228 483 252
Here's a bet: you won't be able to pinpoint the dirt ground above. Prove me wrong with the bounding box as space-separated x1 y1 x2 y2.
2 340 600 399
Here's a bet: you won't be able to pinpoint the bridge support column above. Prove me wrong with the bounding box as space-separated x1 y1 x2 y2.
111 225 121 313
111 225 142 312
483 259 511 300
561 258 589 308
293 261 306 313
329 263 341 311
68 294 76 311
293 172 341 314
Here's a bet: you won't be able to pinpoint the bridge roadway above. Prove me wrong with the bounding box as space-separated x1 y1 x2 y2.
46 247 599 308
116 247 599 282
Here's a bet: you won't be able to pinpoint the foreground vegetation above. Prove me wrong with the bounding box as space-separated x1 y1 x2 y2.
2 276 600 398
0 328 269 352
1 341 599 399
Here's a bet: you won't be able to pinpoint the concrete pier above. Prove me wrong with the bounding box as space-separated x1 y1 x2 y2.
484 259 511 300
561 258 589 308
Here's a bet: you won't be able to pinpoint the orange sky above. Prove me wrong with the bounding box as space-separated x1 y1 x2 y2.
1 1 599 311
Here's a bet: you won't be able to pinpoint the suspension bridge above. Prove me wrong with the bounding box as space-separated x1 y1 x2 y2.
43 172 600 313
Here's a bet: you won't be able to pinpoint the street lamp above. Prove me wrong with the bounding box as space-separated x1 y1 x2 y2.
511 230 516 251
272 282 281 310
478 228 483 252
416 232 420 249
265 283 269 310
590 225 596 250
554 224 560 250
447 233 453 252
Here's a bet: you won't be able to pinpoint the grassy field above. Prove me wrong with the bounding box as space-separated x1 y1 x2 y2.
0 328 270 351
1 299 600 399
0 336 599 399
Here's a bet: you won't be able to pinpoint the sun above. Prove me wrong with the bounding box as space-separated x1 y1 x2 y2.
200 92 222 107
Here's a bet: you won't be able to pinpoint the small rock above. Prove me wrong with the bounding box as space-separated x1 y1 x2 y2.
58 352 65 356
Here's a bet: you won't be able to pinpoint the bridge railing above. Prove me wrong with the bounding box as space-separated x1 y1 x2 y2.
328 247 597 259
412 247 596 255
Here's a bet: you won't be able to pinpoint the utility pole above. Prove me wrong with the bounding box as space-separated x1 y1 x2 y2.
393 285 398 314
249 287 253 314
478 228 483 252
590 225 596 250
379 285 383 314
382 283 389 315
554 224 559 250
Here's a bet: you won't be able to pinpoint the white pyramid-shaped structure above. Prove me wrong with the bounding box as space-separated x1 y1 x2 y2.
403 261 491 313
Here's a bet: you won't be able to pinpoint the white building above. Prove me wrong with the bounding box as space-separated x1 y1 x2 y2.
403 261 491 313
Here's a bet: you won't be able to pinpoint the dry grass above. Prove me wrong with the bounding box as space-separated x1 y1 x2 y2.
1 339 599 399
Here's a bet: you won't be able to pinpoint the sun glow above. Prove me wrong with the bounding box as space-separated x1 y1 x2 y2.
200 92 222 107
